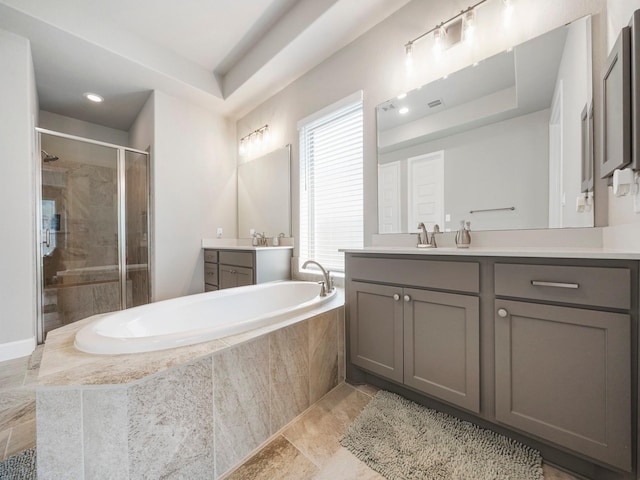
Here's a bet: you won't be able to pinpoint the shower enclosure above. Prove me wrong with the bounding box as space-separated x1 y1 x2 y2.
36 129 151 343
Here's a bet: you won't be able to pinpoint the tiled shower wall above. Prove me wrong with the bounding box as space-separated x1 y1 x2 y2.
36 307 345 479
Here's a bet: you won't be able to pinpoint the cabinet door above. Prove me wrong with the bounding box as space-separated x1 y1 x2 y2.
495 300 631 471
235 266 254 287
403 289 480 413
349 282 403 383
219 265 254 289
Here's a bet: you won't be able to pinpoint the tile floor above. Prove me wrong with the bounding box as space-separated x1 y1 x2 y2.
1 349 579 479
223 382 580 480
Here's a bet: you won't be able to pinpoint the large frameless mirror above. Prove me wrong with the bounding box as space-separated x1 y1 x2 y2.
377 16 594 233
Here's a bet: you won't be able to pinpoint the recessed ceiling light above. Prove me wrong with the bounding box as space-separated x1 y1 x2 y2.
84 92 104 103
399 107 409 115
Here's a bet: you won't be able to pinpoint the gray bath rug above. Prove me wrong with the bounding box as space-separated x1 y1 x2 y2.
0 448 37 480
340 391 543 480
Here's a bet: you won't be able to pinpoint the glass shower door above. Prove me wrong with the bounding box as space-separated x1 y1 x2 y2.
125 150 150 307
38 130 151 341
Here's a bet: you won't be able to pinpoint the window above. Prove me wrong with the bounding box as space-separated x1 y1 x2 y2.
299 92 363 273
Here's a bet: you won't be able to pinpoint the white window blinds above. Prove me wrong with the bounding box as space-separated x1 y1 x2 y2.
299 94 363 273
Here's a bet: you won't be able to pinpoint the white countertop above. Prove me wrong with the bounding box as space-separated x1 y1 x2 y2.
202 238 293 250
341 246 640 260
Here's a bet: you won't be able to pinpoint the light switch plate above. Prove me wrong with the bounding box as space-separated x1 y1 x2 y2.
216 227 223 238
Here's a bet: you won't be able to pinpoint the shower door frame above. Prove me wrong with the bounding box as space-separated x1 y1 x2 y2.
35 127 151 344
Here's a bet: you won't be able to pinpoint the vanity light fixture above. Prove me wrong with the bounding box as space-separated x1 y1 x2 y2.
404 0 514 66
83 92 104 103
239 124 270 156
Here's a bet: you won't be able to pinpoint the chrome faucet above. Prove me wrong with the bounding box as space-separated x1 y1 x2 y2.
417 222 439 248
302 260 333 296
254 232 268 246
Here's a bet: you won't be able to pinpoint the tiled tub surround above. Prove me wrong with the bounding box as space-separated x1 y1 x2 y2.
35 291 345 479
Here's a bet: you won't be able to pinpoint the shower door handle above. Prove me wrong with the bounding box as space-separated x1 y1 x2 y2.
44 229 51 248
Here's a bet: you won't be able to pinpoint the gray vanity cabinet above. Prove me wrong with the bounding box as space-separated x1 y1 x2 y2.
494 262 633 472
349 282 403 383
203 248 291 291
347 255 480 413
494 300 631 471
404 288 480 413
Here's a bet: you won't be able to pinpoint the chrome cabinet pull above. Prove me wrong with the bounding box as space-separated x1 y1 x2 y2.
531 280 579 289
497 308 508 318
393 293 400 301
404 294 411 302
44 228 50 247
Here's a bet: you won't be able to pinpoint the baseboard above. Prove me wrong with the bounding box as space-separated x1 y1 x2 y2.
0 337 36 362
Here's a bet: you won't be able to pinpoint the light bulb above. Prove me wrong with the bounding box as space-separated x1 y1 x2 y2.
239 139 246 155
433 27 444 59
263 126 271 144
405 42 414 69
463 9 476 45
503 0 514 29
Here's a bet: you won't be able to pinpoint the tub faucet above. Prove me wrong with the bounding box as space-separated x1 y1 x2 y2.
302 260 333 296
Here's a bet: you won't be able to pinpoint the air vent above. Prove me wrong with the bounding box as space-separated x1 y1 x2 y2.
427 99 443 108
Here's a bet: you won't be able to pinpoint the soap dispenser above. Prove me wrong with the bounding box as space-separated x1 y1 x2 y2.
455 220 471 248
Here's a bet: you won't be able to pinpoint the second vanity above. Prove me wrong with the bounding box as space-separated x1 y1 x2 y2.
344 247 639 480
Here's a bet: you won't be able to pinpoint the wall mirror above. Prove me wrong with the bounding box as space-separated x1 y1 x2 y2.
377 16 594 233
238 144 291 238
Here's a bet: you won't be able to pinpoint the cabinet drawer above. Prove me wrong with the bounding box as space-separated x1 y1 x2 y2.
495 263 630 309
348 256 479 293
219 251 254 268
204 284 218 292
204 249 218 263
204 263 218 286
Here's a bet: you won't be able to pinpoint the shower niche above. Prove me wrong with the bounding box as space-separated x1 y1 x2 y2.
38 130 151 341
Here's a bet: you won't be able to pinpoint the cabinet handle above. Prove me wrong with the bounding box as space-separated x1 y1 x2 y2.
531 280 579 289
404 294 411 302
393 293 400 301
497 308 508 318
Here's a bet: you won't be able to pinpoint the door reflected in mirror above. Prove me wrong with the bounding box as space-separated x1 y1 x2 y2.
377 16 594 233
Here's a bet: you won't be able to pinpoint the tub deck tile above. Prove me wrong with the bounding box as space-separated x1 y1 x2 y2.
214 337 270 478
128 357 214 479
309 310 339 404
270 322 310 434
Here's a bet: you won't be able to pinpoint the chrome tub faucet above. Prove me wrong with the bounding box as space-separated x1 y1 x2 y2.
302 260 333 296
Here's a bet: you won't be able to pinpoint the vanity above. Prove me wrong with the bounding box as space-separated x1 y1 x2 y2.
202 246 292 291
345 248 639 479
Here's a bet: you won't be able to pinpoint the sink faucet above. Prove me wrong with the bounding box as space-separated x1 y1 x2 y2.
302 260 333 296
417 222 439 248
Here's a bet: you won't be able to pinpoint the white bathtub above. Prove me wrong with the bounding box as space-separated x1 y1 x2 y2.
74 281 336 355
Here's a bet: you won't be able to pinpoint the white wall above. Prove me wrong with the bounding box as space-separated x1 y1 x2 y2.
236 0 609 251
151 91 236 301
0 29 38 360
39 110 129 145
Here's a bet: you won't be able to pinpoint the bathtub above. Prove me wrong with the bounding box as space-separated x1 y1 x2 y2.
74 281 336 355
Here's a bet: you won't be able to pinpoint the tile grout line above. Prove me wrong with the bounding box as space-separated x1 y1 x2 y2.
3 427 12 461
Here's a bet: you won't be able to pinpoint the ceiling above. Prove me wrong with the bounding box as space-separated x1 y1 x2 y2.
0 0 410 130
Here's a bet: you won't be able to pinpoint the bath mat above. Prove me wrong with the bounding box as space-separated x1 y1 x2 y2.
0 448 37 480
340 390 543 480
